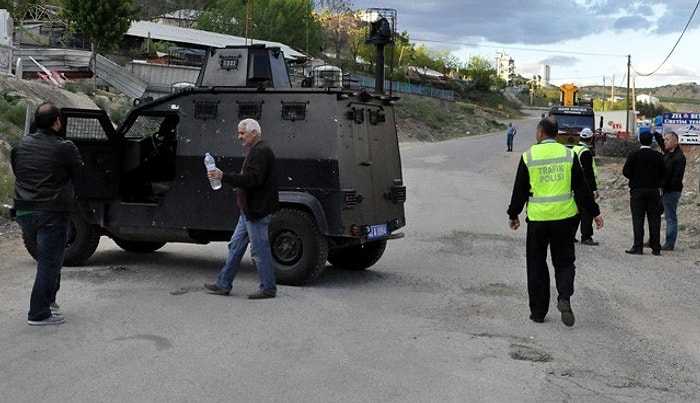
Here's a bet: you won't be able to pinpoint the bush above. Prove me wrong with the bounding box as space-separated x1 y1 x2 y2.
0 163 13 219
596 137 655 158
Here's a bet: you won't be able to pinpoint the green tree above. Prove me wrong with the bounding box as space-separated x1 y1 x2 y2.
636 101 667 119
197 0 322 57
61 0 139 85
196 0 245 36
317 1 358 62
255 0 322 56
465 55 497 92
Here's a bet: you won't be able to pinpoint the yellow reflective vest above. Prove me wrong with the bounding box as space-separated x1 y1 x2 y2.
572 143 598 186
523 141 578 221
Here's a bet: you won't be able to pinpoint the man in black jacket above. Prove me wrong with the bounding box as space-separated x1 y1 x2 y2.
12 102 84 326
623 131 666 255
204 118 280 299
660 131 685 250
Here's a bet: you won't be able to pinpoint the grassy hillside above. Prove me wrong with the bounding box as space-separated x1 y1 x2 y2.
0 77 131 218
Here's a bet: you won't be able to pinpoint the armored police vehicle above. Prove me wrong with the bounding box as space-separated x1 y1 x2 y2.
23 16 406 285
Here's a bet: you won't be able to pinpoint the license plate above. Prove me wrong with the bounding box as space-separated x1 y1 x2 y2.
367 224 388 239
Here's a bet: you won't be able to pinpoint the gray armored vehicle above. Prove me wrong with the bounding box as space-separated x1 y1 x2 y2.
23 14 406 285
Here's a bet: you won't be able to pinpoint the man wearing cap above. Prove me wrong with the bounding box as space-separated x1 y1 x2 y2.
572 128 600 245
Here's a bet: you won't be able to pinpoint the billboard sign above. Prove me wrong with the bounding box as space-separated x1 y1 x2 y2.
663 112 700 145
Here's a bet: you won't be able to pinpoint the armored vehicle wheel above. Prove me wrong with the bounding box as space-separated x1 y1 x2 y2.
328 240 387 271
113 239 166 253
22 212 101 267
270 208 328 286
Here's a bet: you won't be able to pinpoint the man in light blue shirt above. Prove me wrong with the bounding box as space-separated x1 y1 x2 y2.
506 122 517 152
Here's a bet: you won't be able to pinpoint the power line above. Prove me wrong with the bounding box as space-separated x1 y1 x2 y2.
632 0 700 77
409 38 624 58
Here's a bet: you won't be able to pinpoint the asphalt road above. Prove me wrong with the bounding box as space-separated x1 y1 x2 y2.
1 115 699 402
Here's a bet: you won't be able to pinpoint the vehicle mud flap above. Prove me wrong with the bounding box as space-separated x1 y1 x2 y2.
328 240 387 271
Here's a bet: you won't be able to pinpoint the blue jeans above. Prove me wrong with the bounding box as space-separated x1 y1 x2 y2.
215 213 276 296
662 191 681 246
506 134 514 151
17 212 68 321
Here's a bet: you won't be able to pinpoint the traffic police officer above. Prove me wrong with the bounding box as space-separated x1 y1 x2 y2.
507 118 603 327
572 127 599 245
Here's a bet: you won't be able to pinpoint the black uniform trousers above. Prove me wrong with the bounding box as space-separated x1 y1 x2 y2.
526 216 578 318
629 188 663 252
576 211 594 240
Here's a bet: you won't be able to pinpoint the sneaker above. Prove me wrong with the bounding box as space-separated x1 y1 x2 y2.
28 314 65 326
204 283 230 296
661 244 674 251
557 300 575 327
247 290 275 300
50 302 60 314
580 238 599 246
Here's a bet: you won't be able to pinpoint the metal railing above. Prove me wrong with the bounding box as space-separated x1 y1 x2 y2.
348 75 455 101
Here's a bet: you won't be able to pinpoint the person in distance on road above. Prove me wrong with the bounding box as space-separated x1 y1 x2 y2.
622 131 665 256
660 131 685 251
507 118 603 327
506 122 517 152
204 118 280 299
11 102 84 326
572 128 600 246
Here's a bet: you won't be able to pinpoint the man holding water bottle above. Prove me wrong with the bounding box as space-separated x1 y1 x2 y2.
204 118 280 299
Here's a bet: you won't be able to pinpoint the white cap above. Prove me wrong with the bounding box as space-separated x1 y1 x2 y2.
580 127 594 139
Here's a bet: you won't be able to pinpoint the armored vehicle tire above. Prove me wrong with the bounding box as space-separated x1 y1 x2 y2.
113 239 166 253
270 208 328 286
328 240 387 271
22 212 101 267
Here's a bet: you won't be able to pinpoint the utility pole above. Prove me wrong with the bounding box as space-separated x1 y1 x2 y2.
626 55 631 134
245 0 254 45
602 76 606 111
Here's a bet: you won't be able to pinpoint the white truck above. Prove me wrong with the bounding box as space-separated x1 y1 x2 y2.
596 110 637 137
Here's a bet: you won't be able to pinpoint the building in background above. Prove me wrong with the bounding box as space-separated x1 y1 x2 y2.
540 64 550 88
495 51 515 85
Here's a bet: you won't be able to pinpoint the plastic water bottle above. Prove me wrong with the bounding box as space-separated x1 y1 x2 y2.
204 152 222 190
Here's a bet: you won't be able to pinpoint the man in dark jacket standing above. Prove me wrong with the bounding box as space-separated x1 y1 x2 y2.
204 118 280 299
12 102 84 326
623 131 666 255
660 131 685 250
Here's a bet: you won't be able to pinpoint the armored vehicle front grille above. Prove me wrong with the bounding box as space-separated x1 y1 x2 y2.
346 107 364 124
281 101 308 121
238 101 263 120
369 109 386 125
194 101 219 120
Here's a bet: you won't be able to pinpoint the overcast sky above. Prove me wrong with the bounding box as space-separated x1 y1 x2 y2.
351 0 700 89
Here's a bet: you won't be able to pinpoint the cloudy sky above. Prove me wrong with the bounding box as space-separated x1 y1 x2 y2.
351 0 700 88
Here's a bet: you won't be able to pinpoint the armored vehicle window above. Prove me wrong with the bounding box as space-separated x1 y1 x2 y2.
238 101 263 120
194 100 219 121
125 115 167 139
64 117 109 141
281 102 307 121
